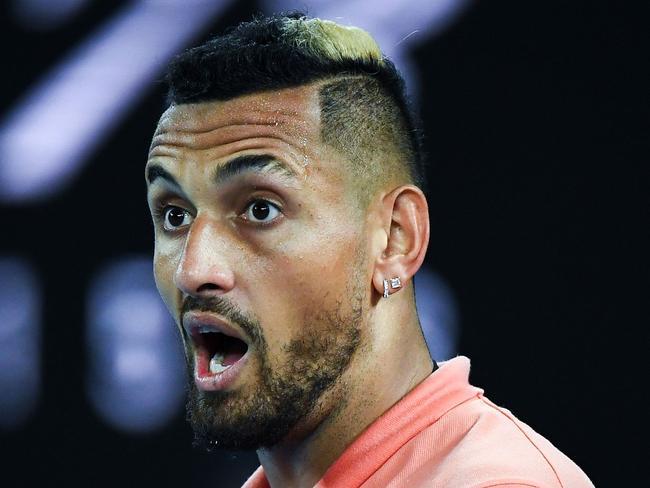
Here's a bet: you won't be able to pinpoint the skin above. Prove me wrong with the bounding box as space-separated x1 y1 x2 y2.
146 82 433 488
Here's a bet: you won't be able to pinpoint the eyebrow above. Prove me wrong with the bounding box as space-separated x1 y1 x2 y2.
146 165 179 187
213 154 296 184
146 154 296 188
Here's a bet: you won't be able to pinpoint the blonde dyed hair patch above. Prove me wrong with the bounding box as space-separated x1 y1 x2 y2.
281 17 384 66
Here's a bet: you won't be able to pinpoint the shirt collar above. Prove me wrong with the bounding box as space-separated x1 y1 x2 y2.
242 356 482 488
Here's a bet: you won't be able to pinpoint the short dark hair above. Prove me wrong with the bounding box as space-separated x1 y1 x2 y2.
165 12 424 206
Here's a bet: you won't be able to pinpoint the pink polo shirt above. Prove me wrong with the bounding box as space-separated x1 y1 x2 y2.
242 356 594 488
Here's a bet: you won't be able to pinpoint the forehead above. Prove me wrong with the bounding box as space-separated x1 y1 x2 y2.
149 84 322 160
145 84 357 209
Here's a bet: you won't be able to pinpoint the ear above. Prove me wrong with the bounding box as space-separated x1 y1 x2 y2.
371 185 430 298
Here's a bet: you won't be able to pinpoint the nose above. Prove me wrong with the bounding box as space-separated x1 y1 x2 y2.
174 215 235 297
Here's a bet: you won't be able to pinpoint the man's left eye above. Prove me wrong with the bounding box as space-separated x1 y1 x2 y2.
243 200 281 223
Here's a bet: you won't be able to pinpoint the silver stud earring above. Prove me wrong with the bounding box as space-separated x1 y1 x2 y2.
383 277 402 298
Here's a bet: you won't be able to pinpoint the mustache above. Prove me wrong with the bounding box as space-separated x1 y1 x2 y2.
181 295 263 346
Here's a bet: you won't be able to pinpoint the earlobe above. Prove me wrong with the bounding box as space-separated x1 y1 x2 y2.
382 276 402 298
371 185 430 298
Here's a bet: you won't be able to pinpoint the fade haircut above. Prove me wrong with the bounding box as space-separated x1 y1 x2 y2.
165 12 424 208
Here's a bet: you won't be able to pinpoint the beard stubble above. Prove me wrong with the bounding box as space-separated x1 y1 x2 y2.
184 269 365 451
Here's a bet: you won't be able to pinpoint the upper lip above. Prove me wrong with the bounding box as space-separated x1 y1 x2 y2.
182 311 249 345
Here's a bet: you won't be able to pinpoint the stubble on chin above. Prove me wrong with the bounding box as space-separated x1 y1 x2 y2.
186 296 364 451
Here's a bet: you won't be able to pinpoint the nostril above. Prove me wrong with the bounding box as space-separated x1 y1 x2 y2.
197 283 220 293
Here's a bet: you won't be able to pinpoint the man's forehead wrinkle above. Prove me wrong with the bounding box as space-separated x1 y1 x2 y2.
146 138 310 187
149 115 314 154
147 144 183 160
148 136 191 159
161 100 315 131
186 110 313 134
159 87 320 131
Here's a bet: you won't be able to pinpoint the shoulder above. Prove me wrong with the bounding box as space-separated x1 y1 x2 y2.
363 394 594 488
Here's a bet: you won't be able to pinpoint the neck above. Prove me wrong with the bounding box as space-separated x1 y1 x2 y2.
256 296 433 488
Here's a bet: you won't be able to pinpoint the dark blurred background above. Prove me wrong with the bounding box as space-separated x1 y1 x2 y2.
0 1 646 486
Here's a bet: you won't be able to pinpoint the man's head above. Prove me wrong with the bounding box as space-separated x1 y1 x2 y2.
146 13 430 451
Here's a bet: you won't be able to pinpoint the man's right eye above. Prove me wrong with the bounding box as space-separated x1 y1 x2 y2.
162 206 192 231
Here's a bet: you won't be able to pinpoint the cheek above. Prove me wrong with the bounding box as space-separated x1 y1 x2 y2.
284 216 362 283
248 225 363 346
153 240 181 317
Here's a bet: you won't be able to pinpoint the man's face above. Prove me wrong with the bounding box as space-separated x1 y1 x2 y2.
146 85 371 450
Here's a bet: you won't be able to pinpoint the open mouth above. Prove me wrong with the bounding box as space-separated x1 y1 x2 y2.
195 327 249 375
183 312 251 389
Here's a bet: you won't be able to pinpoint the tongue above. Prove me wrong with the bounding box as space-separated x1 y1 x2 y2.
222 351 244 366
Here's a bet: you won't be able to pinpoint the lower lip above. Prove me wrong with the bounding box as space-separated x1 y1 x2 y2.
193 350 250 392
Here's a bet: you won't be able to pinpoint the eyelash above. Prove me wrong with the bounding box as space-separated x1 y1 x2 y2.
151 201 172 222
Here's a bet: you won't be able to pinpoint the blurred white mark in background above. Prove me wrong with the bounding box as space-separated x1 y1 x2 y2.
415 269 460 361
87 257 185 432
0 257 41 429
0 0 471 204
0 0 233 203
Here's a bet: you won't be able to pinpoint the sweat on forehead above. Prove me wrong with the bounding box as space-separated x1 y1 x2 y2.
156 85 320 133
150 86 322 153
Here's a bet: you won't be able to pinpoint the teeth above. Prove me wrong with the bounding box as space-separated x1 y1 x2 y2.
209 353 230 374
198 325 215 334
